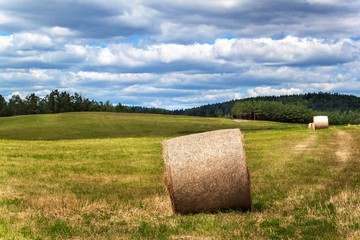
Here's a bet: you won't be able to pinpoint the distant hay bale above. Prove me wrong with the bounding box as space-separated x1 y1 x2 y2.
163 129 252 214
313 116 329 129
308 122 315 130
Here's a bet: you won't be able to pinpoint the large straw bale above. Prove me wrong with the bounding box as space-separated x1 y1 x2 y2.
313 116 329 129
163 128 251 214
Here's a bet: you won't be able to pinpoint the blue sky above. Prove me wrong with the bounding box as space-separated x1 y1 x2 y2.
0 0 360 109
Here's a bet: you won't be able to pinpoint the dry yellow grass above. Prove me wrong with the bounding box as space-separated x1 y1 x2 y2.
0 113 359 239
328 190 360 239
335 130 357 162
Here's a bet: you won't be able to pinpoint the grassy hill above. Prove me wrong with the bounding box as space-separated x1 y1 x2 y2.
0 112 359 239
0 112 299 140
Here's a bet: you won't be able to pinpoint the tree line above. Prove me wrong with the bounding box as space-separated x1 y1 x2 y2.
250 92 360 112
231 100 360 124
172 101 235 117
1 91 359 124
174 92 360 124
0 90 170 117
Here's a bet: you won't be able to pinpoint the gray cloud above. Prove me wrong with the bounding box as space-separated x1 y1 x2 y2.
1 0 359 42
0 0 160 39
145 0 360 42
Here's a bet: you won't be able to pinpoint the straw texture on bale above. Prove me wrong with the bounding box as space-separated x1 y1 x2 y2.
163 128 251 214
313 116 329 129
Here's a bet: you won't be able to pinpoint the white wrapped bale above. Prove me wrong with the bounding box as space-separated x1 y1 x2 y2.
313 116 329 129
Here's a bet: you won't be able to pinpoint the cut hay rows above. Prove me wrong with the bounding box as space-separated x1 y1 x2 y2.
163 129 252 214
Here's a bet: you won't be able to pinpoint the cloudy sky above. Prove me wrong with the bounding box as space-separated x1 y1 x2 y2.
1 0 360 109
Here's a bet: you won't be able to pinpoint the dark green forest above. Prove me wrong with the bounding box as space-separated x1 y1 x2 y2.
1 91 359 124
173 92 360 124
0 90 170 117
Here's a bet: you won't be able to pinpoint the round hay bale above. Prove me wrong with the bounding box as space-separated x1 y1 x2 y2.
313 116 329 129
163 128 252 214
308 122 315 130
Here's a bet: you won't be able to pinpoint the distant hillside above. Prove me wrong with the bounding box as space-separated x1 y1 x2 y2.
252 92 360 112
173 92 360 124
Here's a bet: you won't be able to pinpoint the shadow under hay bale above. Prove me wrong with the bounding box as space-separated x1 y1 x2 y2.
163 128 252 214
313 116 329 129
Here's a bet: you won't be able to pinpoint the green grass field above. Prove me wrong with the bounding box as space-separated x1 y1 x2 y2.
0 112 359 239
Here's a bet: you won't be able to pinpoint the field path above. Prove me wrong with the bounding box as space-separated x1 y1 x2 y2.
335 130 355 162
294 134 317 153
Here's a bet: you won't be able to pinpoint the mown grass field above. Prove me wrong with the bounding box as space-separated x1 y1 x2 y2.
0 112 359 239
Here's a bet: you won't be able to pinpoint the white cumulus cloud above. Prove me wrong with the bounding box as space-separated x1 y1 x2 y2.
248 87 303 97
0 0 360 109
